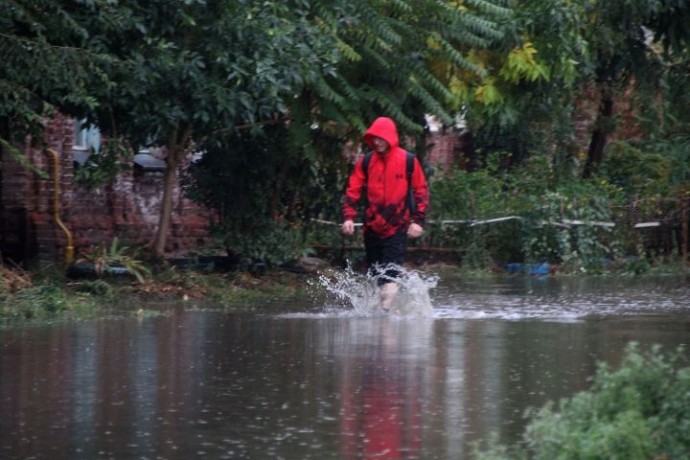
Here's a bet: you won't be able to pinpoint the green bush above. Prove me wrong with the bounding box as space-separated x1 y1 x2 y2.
219 220 315 269
601 141 673 197
426 154 628 271
519 183 623 272
475 343 690 460
428 165 513 267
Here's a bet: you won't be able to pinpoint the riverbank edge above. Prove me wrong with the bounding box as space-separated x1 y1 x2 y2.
2 259 689 328
0 265 312 327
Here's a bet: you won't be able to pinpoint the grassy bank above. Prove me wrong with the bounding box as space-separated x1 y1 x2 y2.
0 263 308 327
2 253 688 327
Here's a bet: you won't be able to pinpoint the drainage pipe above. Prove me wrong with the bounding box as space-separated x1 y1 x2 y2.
45 148 74 264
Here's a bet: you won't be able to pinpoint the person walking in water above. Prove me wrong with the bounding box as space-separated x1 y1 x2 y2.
341 117 430 310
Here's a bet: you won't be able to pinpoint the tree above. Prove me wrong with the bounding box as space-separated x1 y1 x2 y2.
576 1 660 178
444 0 690 180
439 0 590 173
82 0 342 258
1 0 519 261
304 0 512 136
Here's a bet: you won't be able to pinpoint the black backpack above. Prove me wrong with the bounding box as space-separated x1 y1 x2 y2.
361 150 417 213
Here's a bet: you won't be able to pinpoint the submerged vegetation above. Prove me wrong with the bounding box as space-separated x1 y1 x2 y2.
0 264 102 324
0 247 307 327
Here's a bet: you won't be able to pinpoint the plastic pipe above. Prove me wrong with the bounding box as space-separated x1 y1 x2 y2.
45 148 74 264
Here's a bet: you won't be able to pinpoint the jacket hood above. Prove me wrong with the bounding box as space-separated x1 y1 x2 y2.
363 117 400 152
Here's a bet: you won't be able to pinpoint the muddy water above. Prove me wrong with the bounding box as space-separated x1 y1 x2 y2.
1 274 689 459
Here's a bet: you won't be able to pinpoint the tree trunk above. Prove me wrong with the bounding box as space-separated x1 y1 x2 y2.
152 152 179 259
152 126 193 259
583 93 614 178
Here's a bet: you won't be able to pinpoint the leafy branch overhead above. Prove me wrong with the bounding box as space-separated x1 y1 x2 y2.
309 0 512 133
0 0 115 145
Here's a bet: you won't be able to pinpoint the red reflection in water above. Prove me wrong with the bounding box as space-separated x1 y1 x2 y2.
338 321 423 459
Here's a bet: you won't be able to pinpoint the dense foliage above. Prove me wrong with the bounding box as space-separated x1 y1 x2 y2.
183 125 334 268
180 0 511 267
423 151 685 273
475 343 690 460
2 0 690 268
0 0 115 160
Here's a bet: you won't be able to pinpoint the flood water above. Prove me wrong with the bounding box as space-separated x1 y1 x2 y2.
1 273 690 459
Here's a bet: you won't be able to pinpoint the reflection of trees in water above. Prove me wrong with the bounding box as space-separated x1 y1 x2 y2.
4 285 690 459
0 310 210 459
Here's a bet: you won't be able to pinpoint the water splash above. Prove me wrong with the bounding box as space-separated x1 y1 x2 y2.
315 264 438 317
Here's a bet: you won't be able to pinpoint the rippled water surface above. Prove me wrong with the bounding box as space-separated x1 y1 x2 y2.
1 273 689 459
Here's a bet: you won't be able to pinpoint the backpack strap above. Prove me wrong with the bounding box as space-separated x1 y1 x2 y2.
361 151 373 181
406 151 417 214
406 151 414 183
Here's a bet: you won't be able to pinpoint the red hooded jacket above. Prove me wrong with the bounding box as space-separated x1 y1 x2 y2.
343 117 429 238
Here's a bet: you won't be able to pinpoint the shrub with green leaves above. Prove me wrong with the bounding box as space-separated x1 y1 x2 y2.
520 186 622 272
75 237 151 283
601 141 673 198
475 343 690 460
427 162 517 268
426 154 629 271
218 220 315 270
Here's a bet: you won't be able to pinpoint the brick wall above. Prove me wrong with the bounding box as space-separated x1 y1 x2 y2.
425 131 467 173
1 114 216 265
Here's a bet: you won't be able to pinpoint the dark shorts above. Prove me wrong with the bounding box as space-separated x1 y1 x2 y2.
364 228 406 284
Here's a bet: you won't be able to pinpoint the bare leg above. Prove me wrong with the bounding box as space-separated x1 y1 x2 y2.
379 282 399 311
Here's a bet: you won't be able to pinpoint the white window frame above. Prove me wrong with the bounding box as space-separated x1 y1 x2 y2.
73 119 101 153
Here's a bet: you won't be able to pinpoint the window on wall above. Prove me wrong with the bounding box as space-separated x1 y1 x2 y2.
73 119 101 152
73 119 101 166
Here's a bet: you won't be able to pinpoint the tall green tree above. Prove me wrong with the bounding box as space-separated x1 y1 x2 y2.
578 0 690 178
83 0 342 258
442 0 591 172
578 0 663 178
450 0 690 179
